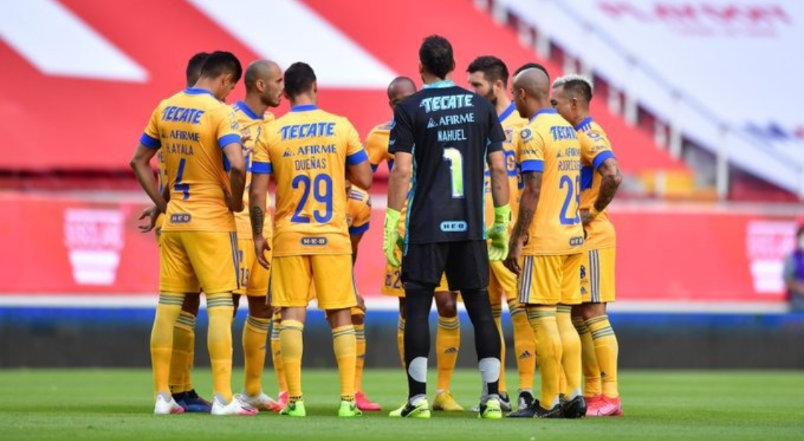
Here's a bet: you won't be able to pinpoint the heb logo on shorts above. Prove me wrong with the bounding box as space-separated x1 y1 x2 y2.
301 237 328 246
170 214 192 223
440 221 467 232
569 236 584 247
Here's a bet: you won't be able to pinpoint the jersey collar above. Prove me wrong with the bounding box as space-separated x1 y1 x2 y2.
235 101 263 120
529 107 557 122
290 104 318 112
574 116 593 131
498 102 516 121
423 80 455 89
183 87 216 98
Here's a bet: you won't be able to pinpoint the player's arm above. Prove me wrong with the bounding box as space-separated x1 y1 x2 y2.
487 149 509 209
345 124 373 190
583 157 622 225
249 132 273 269
504 170 541 275
222 142 246 212
130 143 166 213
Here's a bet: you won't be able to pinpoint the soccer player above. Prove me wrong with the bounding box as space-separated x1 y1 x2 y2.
504 67 585 419
551 74 623 417
384 35 510 420
138 51 212 413
130 51 256 415
228 60 284 411
249 62 372 418
366 76 466 412
467 55 533 411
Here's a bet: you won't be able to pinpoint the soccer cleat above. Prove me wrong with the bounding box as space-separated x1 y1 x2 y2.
587 396 622 417
235 391 279 412
175 389 212 413
389 399 431 418
506 399 563 419
433 391 464 411
338 400 363 417
355 391 382 411
477 398 503 420
279 400 306 417
154 394 185 415
561 395 587 419
498 392 512 412
274 391 289 411
517 390 535 411
210 394 258 416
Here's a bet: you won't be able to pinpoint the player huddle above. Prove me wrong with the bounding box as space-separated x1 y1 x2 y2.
131 34 623 420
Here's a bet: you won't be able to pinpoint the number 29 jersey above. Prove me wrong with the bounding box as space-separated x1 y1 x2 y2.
515 108 584 255
390 82 505 244
251 105 369 257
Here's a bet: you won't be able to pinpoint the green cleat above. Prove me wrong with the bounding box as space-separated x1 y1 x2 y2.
279 400 306 417
338 400 363 417
389 399 431 419
478 398 503 419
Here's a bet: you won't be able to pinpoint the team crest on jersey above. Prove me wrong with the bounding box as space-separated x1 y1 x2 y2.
519 128 533 141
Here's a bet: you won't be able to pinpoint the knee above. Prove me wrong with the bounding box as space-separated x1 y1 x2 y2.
435 293 458 317
579 303 606 321
248 297 272 319
182 294 200 315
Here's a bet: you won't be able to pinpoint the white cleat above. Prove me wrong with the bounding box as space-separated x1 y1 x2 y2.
236 391 280 412
211 394 259 416
154 393 184 415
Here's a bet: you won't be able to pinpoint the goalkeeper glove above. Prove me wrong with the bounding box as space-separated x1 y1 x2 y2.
487 205 511 262
383 208 402 267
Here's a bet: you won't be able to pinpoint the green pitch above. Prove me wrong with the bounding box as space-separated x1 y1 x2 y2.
1 369 803 440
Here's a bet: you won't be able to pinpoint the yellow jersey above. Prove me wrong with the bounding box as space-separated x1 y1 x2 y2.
365 122 394 172
484 102 528 230
140 87 241 232
346 186 371 236
232 101 275 240
576 117 616 249
252 104 368 256
516 108 584 255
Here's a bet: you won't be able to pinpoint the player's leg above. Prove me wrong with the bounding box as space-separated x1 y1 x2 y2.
576 249 601 399
383 258 407 368
506 294 536 409
508 255 563 418
152 230 198 415
314 254 361 417
272 255 312 417
445 240 502 419
270 309 288 408
581 247 621 416
169 293 211 412
433 288 463 411
397 297 406 368
352 308 381 411
558 253 586 418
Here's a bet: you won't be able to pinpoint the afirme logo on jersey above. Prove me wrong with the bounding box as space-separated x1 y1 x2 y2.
63 208 125 286
301 237 328 246
440 221 467 232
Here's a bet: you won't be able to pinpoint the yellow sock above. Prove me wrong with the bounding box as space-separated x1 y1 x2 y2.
586 315 619 398
280 319 304 402
243 315 270 396
527 306 562 409
333 325 357 401
151 293 184 395
397 316 405 369
206 293 234 402
168 311 194 394
557 306 582 397
573 316 601 396
508 298 536 391
436 315 460 391
271 313 287 393
354 323 366 393
491 302 506 393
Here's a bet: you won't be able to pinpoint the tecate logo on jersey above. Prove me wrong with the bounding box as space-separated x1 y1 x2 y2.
440 221 468 232
63 208 125 286
301 237 328 246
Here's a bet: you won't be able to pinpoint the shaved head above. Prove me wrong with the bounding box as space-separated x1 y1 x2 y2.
387 76 417 109
244 59 283 108
513 68 550 101
245 60 280 92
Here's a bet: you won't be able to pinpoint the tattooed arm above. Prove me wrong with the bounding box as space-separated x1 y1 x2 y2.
504 171 542 275
583 157 622 225
250 173 271 268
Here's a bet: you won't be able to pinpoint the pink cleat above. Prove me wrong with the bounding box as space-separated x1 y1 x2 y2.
587 396 622 417
355 391 382 411
272 391 288 412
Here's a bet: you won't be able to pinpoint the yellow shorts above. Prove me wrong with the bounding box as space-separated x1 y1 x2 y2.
308 281 364 316
580 247 616 303
518 253 582 306
489 260 518 305
271 254 357 310
234 238 272 297
381 247 449 296
159 231 239 294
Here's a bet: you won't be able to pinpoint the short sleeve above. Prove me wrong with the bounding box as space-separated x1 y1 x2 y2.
365 128 388 172
585 130 615 170
344 122 368 165
251 123 273 174
215 107 242 149
517 126 545 173
140 107 162 149
349 194 371 235
389 105 414 155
